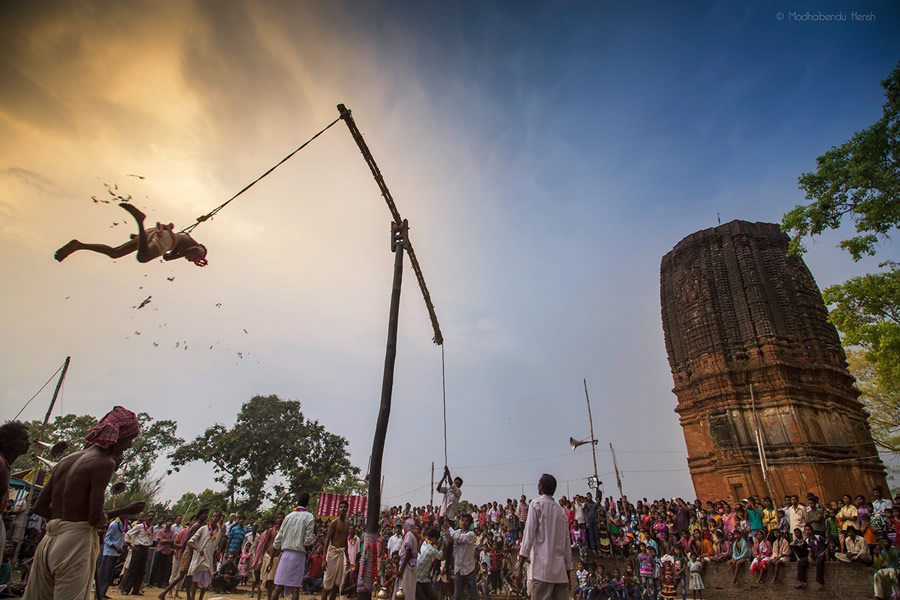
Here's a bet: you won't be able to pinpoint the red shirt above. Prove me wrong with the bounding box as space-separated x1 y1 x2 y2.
308 555 325 578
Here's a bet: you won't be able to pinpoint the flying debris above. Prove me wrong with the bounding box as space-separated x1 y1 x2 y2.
126 174 146 179
167 277 175 282
209 346 213 350
137 296 152 310
243 328 248 334
153 342 159 347
134 331 141 335
237 352 243 359
215 303 222 308
175 341 180 348
65 296 69 300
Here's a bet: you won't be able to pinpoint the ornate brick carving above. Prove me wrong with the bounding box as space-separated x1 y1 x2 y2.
660 220 887 502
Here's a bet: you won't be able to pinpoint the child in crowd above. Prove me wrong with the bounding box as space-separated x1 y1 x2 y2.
686 551 704 600
660 562 676 600
824 508 840 546
574 561 589 600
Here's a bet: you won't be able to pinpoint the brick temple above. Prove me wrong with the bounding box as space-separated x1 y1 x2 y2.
659 220 887 502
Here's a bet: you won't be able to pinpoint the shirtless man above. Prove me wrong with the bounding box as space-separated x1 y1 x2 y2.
55 202 208 266
23 406 145 600
258 513 285 600
321 500 351 600
0 421 30 557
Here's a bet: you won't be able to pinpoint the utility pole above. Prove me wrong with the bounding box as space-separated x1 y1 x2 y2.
430 462 434 507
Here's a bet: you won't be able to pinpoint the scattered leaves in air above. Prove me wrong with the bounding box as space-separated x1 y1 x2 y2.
134 331 141 335
237 352 243 359
243 328 248 334
153 342 159 347
126 174 146 180
215 303 222 308
65 296 69 300
209 346 213 350
137 296 152 309
167 277 175 282
175 341 180 348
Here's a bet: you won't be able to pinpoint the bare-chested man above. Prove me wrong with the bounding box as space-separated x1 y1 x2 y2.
321 500 351 600
23 406 145 600
0 421 30 558
55 202 208 266
258 512 285 600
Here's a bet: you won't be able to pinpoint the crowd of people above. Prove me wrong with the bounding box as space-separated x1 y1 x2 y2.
3 414 900 600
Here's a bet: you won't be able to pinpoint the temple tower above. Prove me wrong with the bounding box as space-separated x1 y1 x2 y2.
660 220 887 502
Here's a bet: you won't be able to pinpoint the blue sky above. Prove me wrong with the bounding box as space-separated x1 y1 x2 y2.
1 0 898 508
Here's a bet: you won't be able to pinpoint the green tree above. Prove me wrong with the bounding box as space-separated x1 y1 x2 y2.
170 395 360 512
170 489 231 519
782 61 899 260
848 349 900 454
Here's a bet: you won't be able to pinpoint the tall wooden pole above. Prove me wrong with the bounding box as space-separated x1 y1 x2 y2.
430 462 435 507
357 221 407 600
583 379 600 492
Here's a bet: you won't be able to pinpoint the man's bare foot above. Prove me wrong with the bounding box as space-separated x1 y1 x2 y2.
54 240 82 261
120 202 146 222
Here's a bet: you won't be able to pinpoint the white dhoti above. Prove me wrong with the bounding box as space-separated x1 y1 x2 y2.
22 519 100 600
322 545 346 591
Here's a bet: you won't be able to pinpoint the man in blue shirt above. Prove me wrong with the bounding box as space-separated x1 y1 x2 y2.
227 516 247 556
98 517 128 598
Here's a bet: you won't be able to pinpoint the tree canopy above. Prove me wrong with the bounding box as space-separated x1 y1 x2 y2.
170 395 361 512
847 349 900 454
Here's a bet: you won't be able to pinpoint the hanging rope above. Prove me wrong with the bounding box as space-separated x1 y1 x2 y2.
441 344 448 468
181 116 342 234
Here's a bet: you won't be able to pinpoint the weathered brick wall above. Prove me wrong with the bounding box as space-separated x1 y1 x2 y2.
659 220 888 503
589 556 873 600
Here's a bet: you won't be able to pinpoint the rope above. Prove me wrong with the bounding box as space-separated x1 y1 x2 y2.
181 116 342 234
13 362 65 420
441 344 448 468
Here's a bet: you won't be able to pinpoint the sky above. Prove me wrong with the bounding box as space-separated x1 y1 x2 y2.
2 0 899 510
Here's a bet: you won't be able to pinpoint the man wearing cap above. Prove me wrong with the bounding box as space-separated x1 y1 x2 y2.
23 406 146 600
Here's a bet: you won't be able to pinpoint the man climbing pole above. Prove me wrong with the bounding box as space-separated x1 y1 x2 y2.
436 466 463 525
54 203 208 266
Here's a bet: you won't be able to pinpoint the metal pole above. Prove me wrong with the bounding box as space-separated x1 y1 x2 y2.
358 221 407 600
14 356 70 568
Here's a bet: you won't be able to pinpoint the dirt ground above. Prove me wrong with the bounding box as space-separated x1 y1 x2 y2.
103 588 324 600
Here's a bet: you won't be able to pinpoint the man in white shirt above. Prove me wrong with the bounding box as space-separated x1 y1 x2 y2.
436 466 463 525
387 525 404 560
189 510 223 600
443 513 477 600
785 495 806 534
122 510 156 595
872 486 894 517
516 474 573 600
271 492 316 600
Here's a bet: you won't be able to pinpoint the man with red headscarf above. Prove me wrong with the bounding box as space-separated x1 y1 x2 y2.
23 406 147 600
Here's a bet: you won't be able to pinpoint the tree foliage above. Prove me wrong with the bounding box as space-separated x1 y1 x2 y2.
170 395 360 513
826 262 900 394
782 60 899 260
848 349 900 454
170 489 231 519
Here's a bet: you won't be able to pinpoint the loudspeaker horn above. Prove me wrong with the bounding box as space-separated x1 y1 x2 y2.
570 437 598 451
37 440 69 458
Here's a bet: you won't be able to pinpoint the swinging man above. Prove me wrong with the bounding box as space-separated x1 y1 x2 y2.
55 203 208 266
